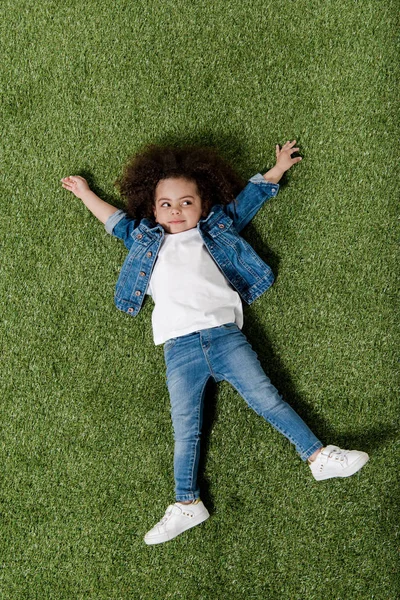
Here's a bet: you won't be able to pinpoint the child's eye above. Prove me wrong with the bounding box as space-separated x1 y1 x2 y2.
182 200 192 206
161 202 170 207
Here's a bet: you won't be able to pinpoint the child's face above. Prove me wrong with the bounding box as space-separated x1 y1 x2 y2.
153 177 205 234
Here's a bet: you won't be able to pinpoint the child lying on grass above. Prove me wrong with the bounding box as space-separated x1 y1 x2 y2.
61 140 369 545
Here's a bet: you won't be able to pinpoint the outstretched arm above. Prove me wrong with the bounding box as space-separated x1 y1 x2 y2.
262 140 302 184
61 175 119 224
224 140 302 231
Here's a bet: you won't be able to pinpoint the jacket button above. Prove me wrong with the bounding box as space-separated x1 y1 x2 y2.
127 307 134 313
136 233 143 239
146 251 152 257
218 224 225 229
139 271 146 277
135 290 141 296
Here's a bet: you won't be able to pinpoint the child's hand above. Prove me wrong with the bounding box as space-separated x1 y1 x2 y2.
275 140 302 172
61 175 90 199
262 140 302 184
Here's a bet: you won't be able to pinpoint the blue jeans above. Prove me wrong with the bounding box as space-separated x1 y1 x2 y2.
164 323 322 502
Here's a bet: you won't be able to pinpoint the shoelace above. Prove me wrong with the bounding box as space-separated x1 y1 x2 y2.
327 447 349 462
155 505 175 528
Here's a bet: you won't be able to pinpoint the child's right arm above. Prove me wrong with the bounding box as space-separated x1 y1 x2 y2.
61 175 119 224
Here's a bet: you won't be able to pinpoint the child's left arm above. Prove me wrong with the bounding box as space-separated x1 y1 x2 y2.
224 141 302 231
262 140 302 184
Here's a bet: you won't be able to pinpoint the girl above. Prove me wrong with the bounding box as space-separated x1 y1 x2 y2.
61 140 369 545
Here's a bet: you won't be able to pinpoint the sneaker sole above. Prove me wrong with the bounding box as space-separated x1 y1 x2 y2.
144 510 210 545
313 453 369 481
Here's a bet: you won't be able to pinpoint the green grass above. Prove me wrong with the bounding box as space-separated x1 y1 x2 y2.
1 0 398 598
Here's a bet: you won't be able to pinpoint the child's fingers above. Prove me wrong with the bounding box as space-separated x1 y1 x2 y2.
282 140 297 150
61 177 79 191
61 176 80 182
61 176 79 188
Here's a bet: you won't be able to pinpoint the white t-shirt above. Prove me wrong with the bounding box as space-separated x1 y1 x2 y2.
147 228 243 345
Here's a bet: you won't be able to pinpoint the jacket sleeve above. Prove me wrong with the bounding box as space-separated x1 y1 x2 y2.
104 209 140 250
224 174 279 233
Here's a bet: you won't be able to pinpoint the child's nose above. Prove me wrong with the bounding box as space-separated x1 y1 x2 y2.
171 206 181 214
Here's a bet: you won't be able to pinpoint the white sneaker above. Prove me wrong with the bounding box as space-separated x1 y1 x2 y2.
144 500 210 545
310 445 369 481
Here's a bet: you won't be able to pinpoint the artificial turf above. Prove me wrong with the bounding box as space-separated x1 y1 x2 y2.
1 0 398 598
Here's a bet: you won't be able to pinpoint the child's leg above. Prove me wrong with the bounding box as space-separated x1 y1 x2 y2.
163 334 212 502
205 324 323 461
208 326 369 480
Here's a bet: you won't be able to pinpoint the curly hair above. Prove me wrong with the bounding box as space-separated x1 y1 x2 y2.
114 144 246 221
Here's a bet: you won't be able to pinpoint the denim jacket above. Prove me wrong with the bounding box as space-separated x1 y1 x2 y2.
104 174 279 317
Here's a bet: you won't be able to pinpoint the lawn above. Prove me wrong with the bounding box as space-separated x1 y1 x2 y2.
1 0 398 598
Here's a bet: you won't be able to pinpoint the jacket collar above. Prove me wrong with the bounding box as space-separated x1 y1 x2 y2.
141 218 164 233
198 204 225 229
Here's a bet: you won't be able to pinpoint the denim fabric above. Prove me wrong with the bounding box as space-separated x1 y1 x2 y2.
104 175 279 317
164 324 322 502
